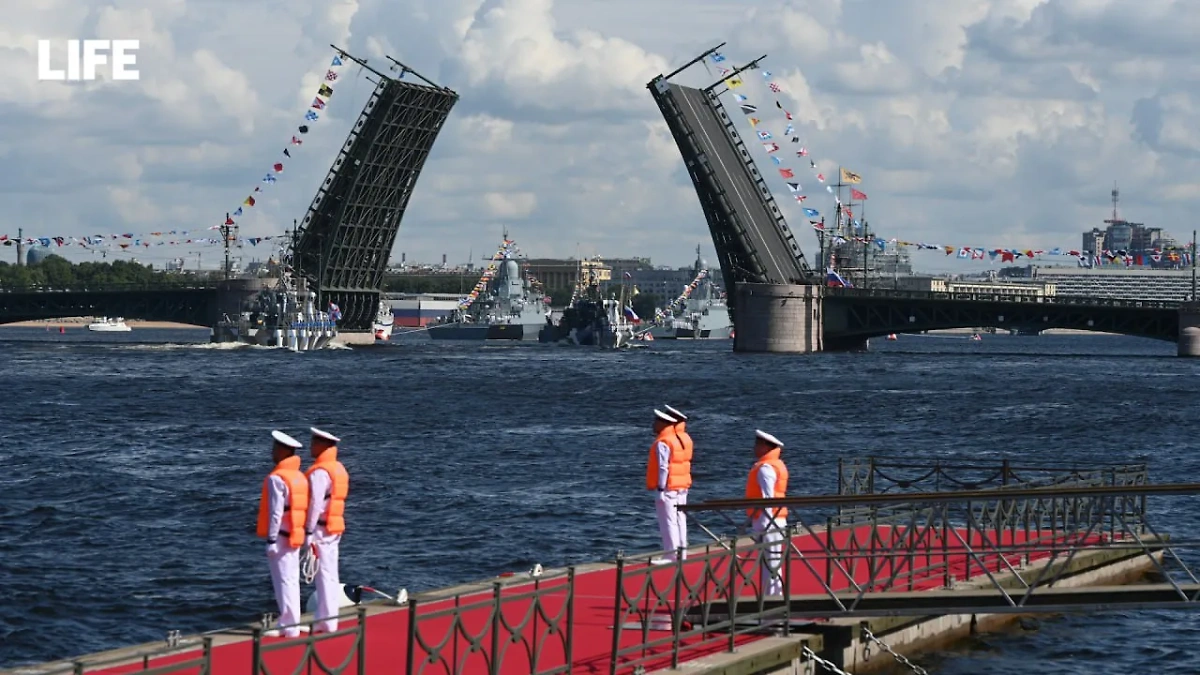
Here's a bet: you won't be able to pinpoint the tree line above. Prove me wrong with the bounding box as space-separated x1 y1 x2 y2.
0 255 214 290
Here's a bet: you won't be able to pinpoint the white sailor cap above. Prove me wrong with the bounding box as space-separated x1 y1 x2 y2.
311 427 341 443
755 429 784 449
653 409 677 424
271 430 303 449
663 405 687 421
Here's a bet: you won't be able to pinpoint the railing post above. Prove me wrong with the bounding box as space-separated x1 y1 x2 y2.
608 554 626 675
671 554 684 669
489 583 502 675
964 500 973 581
201 636 213 675
405 598 418 675
726 539 738 654
356 606 367 675
251 626 263 675
565 566 576 675
782 525 793 635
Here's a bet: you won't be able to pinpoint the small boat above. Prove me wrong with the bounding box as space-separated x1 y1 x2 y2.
88 317 131 332
373 300 394 342
886 333 898 341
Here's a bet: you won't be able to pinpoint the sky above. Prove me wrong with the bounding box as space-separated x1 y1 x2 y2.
4 0 1198 274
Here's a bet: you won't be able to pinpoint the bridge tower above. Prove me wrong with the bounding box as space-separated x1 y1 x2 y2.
290 46 458 331
647 45 823 352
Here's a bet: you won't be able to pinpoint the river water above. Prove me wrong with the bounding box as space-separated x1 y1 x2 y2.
1 328 1198 673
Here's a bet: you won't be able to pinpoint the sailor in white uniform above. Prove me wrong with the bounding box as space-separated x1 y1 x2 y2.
305 427 349 633
260 430 307 637
748 430 789 597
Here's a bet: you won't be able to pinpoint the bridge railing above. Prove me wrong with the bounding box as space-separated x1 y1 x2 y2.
0 282 221 293
824 286 1184 309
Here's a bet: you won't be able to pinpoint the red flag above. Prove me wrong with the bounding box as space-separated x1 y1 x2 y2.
851 188 867 200
225 217 235 225
291 136 303 145
779 168 795 179
273 163 283 172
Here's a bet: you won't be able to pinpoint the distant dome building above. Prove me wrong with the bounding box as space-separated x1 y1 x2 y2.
26 247 50 265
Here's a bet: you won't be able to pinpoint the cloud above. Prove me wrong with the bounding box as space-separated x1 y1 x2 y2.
4 0 1200 274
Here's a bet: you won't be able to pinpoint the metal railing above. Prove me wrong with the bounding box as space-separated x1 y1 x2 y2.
405 569 574 675
678 482 1200 620
251 607 367 675
837 456 1150 497
824 286 1184 309
0 282 222 293
30 636 214 675
18 469 1200 675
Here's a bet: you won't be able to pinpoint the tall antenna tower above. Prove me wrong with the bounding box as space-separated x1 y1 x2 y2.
1104 182 1122 224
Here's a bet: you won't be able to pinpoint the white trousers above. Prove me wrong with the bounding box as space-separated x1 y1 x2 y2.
751 516 785 597
311 534 342 633
267 541 302 637
654 489 689 560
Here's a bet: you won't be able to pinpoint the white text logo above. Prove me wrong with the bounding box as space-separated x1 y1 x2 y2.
37 39 140 81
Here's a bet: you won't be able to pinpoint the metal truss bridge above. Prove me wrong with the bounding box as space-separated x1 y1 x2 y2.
290 46 458 331
823 286 1181 347
647 43 817 323
647 45 1193 351
0 282 253 327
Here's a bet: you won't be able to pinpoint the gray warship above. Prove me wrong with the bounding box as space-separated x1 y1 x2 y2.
428 236 550 341
211 272 339 350
649 247 732 340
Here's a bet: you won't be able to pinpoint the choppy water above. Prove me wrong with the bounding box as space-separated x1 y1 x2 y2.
1 327 1198 673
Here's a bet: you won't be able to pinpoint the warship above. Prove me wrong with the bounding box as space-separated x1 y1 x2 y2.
211 272 339 350
428 234 550 341
649 247 732 339
538 264 639 348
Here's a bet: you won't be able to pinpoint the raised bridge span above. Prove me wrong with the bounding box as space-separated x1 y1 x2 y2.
647 45 1200 355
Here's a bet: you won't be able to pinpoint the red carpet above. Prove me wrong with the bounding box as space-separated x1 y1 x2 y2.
87 526 1104 675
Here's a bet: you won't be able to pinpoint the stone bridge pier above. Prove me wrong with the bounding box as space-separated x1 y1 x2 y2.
1178 302 1200 357
733 283 824 353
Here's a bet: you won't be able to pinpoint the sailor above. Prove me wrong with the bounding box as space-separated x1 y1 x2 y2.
647 409 692 564
745 429 789 597
305 427 350 633
662 405 693 555
257 430 309 637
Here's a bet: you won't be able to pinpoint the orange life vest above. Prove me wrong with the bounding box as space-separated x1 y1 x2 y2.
674 422 694 458
646 428 692 491
256 455 309 548
306 448 349 535
745 449 789 521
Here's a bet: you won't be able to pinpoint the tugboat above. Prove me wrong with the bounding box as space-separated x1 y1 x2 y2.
211 272 339 350
428 232 551 341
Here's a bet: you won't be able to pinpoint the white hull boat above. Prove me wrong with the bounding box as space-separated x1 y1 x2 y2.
88 317 132 332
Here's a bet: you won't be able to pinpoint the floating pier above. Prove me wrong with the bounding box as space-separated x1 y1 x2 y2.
6 458 1198 675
